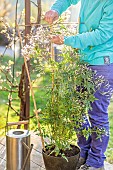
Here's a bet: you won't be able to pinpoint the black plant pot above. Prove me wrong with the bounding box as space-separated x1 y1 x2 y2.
42 146 80 170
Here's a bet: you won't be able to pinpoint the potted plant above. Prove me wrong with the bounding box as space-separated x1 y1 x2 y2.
22 22 106 170
37 47 99 170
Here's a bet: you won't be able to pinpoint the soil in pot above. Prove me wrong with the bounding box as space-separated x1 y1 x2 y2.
42 145 80 170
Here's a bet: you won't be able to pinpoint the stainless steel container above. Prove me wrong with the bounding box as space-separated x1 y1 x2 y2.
6 129 30 170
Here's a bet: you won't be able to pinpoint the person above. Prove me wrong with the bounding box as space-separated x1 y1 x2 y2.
44 0 113 170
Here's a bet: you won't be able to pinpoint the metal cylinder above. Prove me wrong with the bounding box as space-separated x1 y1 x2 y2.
6 129 30 170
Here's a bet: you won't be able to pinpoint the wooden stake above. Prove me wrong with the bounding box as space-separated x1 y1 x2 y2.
24 56 45 150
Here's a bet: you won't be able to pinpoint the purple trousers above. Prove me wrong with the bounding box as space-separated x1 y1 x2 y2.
77 63 113 168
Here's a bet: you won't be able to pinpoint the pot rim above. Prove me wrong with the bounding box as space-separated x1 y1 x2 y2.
42 145 80 159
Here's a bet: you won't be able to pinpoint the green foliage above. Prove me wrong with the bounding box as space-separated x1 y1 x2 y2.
34 47 105 156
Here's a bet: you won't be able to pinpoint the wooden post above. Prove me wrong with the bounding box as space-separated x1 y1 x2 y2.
24 0 31 129
37 0 41 24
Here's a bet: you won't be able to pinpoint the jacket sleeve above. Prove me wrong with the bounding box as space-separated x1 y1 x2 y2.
64 1 113 50
51 0 79 15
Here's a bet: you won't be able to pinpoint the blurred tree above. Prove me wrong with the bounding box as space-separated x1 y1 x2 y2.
0 0 11 21
0 0 12 45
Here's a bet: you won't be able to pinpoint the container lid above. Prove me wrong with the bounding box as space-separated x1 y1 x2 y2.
6 129 30 138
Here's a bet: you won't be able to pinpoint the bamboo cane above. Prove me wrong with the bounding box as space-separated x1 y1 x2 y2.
17 23 45 150
24 56 45 150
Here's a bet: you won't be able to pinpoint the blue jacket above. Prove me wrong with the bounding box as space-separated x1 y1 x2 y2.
51 0 113 65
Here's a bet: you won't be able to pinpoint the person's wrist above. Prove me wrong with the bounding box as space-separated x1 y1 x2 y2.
51 9 60 17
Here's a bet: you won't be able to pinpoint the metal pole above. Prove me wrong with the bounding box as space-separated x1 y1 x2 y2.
24 0 31 129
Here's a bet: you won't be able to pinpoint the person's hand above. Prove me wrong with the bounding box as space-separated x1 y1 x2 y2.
44 10 59 24
50 35 64 45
